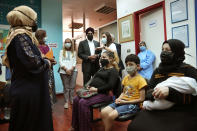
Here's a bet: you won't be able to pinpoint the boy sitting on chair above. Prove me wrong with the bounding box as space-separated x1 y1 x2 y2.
101 54 147 131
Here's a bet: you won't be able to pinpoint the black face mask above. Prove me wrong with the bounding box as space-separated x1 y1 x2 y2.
100 59 109 67
32 21 38 32
160 51 174 64
87 34 93 41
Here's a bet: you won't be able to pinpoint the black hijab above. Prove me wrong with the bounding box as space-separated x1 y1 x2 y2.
158 39 185 74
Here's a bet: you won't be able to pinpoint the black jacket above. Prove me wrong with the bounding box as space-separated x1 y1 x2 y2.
78 39 100 73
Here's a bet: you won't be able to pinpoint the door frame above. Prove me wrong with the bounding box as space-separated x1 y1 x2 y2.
133 1 167 54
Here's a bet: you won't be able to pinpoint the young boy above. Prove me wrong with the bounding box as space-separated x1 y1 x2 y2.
101 54 147 131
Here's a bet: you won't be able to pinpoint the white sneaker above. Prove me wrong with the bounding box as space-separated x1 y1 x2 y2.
4 108 10 120
64 103 68 109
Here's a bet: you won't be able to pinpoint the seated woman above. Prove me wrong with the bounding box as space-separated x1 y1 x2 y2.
70 51 119 131
127 39 197 131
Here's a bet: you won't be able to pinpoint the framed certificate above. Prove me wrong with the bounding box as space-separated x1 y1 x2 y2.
170 0 188 23
118 14 134 43
172 24 189 47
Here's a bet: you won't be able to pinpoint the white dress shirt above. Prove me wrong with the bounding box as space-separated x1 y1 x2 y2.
87 39 95 55
59 50 77 74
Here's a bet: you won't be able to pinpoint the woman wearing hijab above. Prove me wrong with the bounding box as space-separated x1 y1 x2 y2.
4 6 53 131
138 41 155 80
127 39 197 131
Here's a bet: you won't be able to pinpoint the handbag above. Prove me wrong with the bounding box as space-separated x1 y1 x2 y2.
76 69 102 98
76 88 97 98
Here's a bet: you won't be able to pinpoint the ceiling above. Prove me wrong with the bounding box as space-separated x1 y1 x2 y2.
62 0 117 32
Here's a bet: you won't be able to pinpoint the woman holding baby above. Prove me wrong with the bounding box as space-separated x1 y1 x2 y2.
127 39 197 131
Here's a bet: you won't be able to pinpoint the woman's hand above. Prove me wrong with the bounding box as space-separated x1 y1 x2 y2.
48 58 57 65
89 87 98 92
152 86 169 99
66 69 72 75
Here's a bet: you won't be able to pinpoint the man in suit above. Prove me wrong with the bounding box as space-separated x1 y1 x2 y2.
78 27 100 86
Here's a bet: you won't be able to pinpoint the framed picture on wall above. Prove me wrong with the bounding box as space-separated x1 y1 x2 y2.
170 0 188 23
0 29 9 55
172 24 189 47
118 14 134 43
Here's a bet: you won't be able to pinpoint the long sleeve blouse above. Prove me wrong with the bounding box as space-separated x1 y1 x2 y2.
59 50 77 74
90 67 119 94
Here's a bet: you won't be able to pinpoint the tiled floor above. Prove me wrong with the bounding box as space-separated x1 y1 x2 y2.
0 94 130 131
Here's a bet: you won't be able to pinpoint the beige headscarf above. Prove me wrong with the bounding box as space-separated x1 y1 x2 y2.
3 5 39 67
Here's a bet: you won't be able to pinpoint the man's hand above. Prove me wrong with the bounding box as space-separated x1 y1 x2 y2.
95 47 103 51
88 55 97 62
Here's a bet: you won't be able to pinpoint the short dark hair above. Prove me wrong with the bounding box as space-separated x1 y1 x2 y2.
125 54 140 65
85 27 94 35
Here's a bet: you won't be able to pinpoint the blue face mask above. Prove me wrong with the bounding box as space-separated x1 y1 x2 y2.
101 38 107 44
140 46 146 51
64 43 71 49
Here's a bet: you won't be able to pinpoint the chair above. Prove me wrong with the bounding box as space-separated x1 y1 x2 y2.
90 76 122 122
115 113 137 122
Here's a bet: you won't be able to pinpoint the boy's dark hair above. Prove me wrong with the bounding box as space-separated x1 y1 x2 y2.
125 54 140 64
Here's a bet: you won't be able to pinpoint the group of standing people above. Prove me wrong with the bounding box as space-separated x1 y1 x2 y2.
3 4 197 131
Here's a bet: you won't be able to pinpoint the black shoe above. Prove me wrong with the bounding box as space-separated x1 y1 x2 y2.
0 119 9 124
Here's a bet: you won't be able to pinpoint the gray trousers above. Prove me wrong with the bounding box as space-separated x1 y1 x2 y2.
60 71 78 103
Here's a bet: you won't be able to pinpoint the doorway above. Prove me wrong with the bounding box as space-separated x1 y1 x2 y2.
140 7 164 67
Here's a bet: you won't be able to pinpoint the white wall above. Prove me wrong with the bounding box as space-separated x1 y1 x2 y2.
42 0 63 93
116 0 196 67
165 0 196 66
98 21 118 43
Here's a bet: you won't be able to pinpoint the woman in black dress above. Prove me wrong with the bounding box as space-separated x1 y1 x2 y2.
127 39 197 131
3 5 53 131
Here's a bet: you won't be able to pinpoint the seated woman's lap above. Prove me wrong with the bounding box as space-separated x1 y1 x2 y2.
74 94 112 107
128 109 197 131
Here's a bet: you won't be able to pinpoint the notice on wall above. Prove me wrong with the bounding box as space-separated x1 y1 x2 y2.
48 43 58 48
149 20 157 28
0 29 9 55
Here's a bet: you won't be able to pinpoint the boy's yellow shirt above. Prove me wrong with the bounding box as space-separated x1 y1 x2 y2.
121 74 147 101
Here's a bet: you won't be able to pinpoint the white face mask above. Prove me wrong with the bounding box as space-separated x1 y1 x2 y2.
126 65 137 76
44 37 48 42
64 43 71 49
101 38 107 44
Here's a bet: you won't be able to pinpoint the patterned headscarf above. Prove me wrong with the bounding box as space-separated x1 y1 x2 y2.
3 5 39 67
